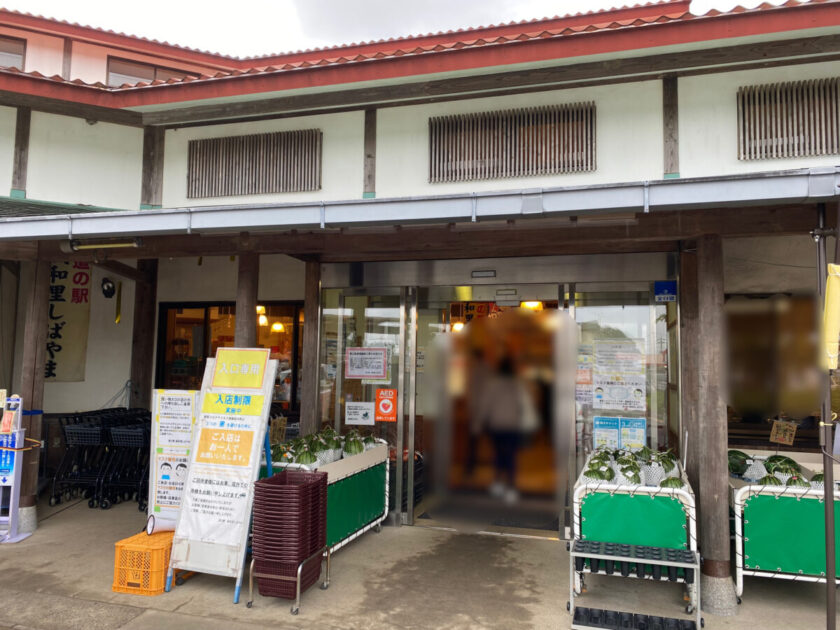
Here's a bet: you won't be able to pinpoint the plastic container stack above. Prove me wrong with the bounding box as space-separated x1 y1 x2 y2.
252 470 327 599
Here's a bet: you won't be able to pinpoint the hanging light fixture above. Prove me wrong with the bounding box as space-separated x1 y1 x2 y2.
256 305 266 314
258 314 268 326
271 322 285 332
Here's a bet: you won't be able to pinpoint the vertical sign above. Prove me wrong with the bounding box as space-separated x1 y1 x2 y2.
45 262 91 382
593 340 646 412
375 389 397 422
169 348 276 600
148 390 198 532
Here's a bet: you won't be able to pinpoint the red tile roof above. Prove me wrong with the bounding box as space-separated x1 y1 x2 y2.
0 0 835 109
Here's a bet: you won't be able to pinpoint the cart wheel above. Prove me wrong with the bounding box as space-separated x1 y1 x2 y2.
138 502 147 512
685 605 694 614
71 488 79 498
374 524 382 533
88 499 98 508
701 618 705 628
83 489 93 499
48 496 59 507
63 490 71 502
736 597 742 605
100 498 111 510
123 491 132 501
113 495 122 505
246 601 252 608
291 608 299 616
320 582 329 590
566 601 571 612
566 542 570 552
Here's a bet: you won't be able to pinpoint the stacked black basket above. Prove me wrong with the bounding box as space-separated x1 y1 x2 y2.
252 470 328 599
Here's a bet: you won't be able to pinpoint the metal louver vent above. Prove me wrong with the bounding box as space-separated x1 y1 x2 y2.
187 129 322 198
737 78 840 161
429 103 596 183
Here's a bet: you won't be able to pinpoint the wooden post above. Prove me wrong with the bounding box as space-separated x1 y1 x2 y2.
18 257 50 508
12 107 30 196
129 260 158 409
141 127 165 208
679 244 699 488
299 260 321 436
61 38 72 81
234 252 258 347
363 109 376 197
663 77 679 178
696 235 733 573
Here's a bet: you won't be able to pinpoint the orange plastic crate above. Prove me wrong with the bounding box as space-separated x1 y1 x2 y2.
112 531 173 596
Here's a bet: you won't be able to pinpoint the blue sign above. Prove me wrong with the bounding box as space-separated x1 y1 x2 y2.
593 416 620 449
0 433 15 477
654 280 677 303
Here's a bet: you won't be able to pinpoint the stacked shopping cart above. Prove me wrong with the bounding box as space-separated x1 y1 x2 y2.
50 408 150 510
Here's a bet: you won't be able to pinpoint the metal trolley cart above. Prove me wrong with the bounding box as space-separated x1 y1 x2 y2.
247 440 389 613
569 466 702 627
732 480 840 598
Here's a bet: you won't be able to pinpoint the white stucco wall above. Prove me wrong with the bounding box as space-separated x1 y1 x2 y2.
0 105 17 194
376 81 663 198
27 112 143 209
0 26 63 76
680 60 840 178
162 112 365 207
156 254 305 302
70 41 217 85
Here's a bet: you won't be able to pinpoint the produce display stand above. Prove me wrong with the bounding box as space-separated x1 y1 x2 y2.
276 440 389 552
732 478 840 598
569 466 701 627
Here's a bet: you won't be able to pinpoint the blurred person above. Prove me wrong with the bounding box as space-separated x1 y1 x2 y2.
473 355 539 503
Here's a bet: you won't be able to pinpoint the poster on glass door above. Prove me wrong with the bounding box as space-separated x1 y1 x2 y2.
592 339 646 412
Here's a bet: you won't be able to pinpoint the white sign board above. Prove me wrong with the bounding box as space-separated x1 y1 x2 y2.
169 348 276 601
346 401 375 426
148 389 198 533
345 347 388 380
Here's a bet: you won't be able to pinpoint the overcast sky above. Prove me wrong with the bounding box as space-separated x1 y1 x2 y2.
7 0 790 57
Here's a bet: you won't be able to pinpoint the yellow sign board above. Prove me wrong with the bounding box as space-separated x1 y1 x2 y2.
195 428 254 466
211 348 270 390
202 392 265 416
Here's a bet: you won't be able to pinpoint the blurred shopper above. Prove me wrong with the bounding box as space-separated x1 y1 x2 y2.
474 355 539 503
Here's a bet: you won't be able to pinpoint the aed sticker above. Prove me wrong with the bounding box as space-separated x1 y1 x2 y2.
375 388 397 422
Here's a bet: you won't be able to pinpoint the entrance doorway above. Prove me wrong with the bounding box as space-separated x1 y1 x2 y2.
316 255 680 537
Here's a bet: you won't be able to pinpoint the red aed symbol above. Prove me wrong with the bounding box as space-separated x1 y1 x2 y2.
375 389 397 422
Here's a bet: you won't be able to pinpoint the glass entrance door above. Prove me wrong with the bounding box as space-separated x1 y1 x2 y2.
318 287 415 524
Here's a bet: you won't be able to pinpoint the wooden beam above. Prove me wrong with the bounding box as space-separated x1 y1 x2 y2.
18 257 49 507
141 127 165 207
299 260 321 436
363 109 376 196
61 38 72 81
0 90 143 127
12 106 30 193
129 259 158 408
234 252 258 347
695 234 731 578
93 260 151 285
663 77 679 177
145 34 840 127
0 240 37 261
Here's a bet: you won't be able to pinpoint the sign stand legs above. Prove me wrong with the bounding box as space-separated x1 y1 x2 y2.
167 424 275 602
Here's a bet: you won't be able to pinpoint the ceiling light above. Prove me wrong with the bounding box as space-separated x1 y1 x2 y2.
258 314 268 326
452 322 465 332
271 322 285 332
68 238 141 251
256 305 266 314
